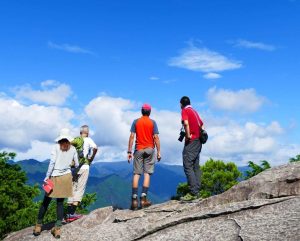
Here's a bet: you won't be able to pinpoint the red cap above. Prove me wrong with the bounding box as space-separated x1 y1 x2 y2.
142 103 151 110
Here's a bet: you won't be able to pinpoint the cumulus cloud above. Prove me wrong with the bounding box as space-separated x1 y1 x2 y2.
12 140 54 161
83 95 295 166
204 120 282 156
168 46 242 77
203 72 222 79
0 96 75 151
201 116 293 166
84 96 183 164
48 41 95 55
234 39 276 51
207 87 266 113
14 80 72 106
85 96 137 147
0 92 297 167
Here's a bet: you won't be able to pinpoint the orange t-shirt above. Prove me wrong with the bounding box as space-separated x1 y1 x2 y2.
130 116 159 151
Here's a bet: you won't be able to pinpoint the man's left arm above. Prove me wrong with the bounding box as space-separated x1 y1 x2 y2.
153 134 161 161
89 148 98 163
127 132 135 163
153 121 161 161
88 139 98 163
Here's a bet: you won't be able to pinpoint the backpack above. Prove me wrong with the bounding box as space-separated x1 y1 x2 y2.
71 136 86 164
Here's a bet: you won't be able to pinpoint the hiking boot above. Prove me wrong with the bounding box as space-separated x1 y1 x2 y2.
51 226 61 239
180 193 199 202
140 196 152 209
33 224 42 236
131 197 138 211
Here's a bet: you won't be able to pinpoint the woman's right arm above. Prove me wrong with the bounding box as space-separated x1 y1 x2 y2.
45 145 56 180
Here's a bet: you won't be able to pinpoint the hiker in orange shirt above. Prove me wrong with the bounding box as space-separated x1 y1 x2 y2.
127 104 161 210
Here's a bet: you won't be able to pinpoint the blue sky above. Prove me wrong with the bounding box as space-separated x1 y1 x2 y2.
0 0 299 165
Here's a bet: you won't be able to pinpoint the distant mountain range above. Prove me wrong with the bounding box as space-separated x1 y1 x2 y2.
15 159 186 210
15 159 250 210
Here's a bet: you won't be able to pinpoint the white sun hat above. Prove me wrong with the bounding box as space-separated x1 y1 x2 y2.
55 128 74 142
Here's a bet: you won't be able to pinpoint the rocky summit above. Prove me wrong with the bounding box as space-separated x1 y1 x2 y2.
5 162 300 241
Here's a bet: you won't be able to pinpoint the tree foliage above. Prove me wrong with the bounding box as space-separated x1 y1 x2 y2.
0 152 40 239
0 151 97 239
244 160 271 180
176 158 241 199
289 155 300 163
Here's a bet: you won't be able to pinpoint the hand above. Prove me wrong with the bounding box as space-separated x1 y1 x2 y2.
43 177 49 183
157 152 161 162
185 134 192 143
127 153 133 163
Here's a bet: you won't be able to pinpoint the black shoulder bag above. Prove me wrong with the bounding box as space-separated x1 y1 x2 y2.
190 109 208 144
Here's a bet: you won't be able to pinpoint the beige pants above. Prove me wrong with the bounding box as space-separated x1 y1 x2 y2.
67 168 89 203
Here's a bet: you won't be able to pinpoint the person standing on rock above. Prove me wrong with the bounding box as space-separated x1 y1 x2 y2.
179 96 204 201
33 128 79 239
66 125 98 222
127 104 161 210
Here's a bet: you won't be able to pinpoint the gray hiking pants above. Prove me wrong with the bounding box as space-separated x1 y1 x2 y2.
182 139 202 195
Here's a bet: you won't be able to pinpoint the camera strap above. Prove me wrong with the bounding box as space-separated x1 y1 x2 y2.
186 107 203 128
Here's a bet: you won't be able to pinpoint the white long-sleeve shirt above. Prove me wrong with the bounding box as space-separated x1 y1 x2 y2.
46 144 79 178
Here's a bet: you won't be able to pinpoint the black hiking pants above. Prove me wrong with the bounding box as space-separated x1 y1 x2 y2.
37 195 64 226
182 139 202 195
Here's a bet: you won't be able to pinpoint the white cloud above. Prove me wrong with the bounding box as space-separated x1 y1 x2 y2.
48 41 95 55
204 121 277 156
85 96 137 147
84 96 183 164
41 80 59 88
207 87 266 113
168 46 242 75
149 76 160 80
203 72 222 79
201 115 292 166
13 140 54 161
14 80 72 106
83 95 295 166
234 39 276 51
0 92 298 167
0 96 75 151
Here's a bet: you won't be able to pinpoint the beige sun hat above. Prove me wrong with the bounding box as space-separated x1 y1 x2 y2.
55 128 74 142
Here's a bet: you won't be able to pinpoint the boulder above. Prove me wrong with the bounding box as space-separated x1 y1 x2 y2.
5 162 300 241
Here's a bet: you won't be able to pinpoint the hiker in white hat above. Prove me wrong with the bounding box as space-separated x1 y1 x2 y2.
33 128 79 239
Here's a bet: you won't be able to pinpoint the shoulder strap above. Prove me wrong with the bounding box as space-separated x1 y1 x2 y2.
187 107 202 127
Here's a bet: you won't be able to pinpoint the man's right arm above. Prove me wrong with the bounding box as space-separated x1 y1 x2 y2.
127 132 135 162
183 119 192 140
182 109 192 140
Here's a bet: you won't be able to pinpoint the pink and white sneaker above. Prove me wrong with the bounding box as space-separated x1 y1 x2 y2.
65 214 83 223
